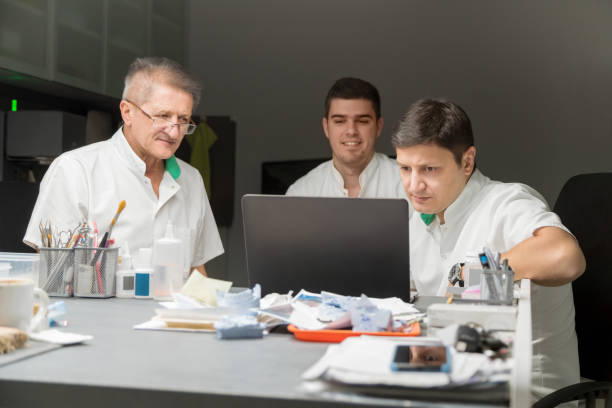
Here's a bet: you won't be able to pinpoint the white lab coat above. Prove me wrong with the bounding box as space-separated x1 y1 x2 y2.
286 153 408 199
409 169 579 398
24 128 224 267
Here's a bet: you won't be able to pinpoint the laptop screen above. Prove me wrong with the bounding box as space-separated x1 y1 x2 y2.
242 195 411 301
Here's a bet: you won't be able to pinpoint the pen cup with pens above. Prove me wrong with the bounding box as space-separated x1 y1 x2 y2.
39 248 75 297
479 268 514 305
73 247 119 298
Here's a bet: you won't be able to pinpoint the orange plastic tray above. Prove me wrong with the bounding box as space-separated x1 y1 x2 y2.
287 322 421 343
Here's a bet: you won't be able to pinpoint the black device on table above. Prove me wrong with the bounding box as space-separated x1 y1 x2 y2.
242 195 411 301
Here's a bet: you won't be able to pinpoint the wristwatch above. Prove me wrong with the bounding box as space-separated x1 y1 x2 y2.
448 263 465 287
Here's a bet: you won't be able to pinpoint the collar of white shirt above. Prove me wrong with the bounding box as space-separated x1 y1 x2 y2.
330 153 382 196
111 128 181 180
422 168 488 229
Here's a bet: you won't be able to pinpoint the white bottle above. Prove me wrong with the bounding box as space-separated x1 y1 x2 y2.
133 248 153 299
116 241 135 298
151 222 183 300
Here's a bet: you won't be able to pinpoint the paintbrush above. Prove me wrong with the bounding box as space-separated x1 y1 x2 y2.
90 200 126 266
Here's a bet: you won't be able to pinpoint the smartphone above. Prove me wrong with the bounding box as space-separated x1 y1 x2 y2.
390 344 452 372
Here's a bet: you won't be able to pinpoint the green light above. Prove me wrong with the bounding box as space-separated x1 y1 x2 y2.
11 99 17 111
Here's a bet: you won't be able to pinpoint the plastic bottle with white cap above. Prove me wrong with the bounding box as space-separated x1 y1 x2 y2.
151 221 183 300
115 241 135 298
133 247 153 299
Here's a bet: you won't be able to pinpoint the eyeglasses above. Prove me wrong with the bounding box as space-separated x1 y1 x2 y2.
125 99 197 135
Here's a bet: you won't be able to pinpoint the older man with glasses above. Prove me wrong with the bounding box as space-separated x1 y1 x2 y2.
24 57 223 277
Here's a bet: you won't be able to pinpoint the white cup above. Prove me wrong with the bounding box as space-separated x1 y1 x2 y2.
0 278 49 332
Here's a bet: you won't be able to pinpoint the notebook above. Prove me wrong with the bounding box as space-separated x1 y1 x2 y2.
241 195 411 301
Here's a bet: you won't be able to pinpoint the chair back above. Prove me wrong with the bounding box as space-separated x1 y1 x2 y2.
553 173 612 381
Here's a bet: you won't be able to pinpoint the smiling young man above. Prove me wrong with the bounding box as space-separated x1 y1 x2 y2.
24 58 223 276
286 77 406 199
392 98 585 399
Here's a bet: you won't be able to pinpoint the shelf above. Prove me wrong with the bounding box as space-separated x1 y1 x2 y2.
0 66 119 112
54 72 103 95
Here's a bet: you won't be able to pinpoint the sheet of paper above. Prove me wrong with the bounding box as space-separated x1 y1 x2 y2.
302 336 510 388
29 329 93 345
133 318 215 333
180 273 232 306
288 302 327 330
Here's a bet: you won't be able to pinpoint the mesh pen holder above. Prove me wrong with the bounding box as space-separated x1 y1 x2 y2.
74 247 118 298
39 248 75 297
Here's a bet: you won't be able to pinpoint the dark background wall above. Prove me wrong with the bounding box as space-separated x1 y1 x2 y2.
187 0 612 285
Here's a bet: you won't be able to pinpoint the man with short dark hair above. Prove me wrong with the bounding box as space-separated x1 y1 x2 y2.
392 98 585 398
286 77 405 199
25 57 223 276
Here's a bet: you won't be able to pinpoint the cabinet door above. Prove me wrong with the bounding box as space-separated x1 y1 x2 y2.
150 0 185 65
54 0 105 92
1 0 188 98
106 0 148 98
0 0 49 79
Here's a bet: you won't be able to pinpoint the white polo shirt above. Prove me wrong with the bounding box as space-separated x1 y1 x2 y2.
24 129 224 267
286 152 408 199
410 169 579 395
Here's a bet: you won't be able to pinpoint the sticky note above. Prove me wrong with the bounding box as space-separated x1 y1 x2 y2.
180 273 232 306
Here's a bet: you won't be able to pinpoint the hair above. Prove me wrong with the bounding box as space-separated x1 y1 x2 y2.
324 77 381 119
122 57 202 109
391 98 474 164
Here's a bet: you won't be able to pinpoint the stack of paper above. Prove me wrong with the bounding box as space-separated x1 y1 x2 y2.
303 336 512 388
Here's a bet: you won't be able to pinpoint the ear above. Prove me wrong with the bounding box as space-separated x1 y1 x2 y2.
119 100 134 127
462 146 476 175
375 117 384 139
322 117 330 140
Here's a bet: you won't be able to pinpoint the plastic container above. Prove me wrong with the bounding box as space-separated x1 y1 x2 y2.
134 247 153 299
151 222 183 301
479 268 514 305
0 252 40 284
286 323 421 343
173 226 193 281
73 247 118 298
116 242 135 298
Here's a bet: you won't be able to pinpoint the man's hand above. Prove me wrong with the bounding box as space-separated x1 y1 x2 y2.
193 265 207 277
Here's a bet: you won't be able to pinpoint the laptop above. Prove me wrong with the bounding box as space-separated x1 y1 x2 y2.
241 195 411 301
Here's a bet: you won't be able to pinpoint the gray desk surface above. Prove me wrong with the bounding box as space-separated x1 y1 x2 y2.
0 297 502 408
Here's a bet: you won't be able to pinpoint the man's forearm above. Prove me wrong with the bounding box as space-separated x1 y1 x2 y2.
501 226 585 286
